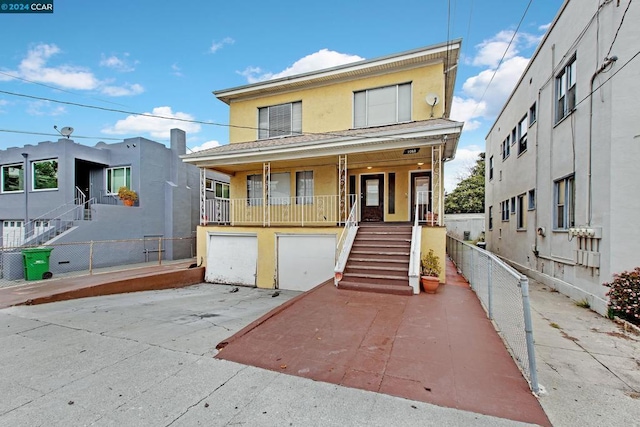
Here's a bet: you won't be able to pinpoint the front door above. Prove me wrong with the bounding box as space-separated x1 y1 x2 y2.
360 174 384 222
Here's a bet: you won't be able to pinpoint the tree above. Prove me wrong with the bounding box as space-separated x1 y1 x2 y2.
445 153 485 214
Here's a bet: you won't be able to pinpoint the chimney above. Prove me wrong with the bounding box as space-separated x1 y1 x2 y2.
170 128 186 156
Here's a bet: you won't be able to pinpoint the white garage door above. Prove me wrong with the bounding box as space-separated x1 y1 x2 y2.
277 234 336 292
205 233 257 286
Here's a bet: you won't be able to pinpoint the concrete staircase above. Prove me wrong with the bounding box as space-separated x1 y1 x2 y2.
337 223 413 295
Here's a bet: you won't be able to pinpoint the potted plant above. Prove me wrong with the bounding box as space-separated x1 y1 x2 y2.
117 186 138 206
421 249 442 293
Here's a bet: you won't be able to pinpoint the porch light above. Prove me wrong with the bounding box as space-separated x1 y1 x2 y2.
417 162 424 166
367 166 372 169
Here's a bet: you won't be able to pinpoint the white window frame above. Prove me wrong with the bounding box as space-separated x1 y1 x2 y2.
489 156 494 180
517 194 526 230
106 166 131 195
501 200 510 221
528 189 536 210
1 163 24 193
247 173 291 206
32 159 58 191
555 56 577 123
354 82 412 128
488 206 493 230
295 170 313 205
258 101 302 139
517 115 528 155
554 176 575 230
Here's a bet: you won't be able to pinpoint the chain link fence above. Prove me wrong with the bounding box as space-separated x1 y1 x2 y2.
447 234 540 394
0 236 196 288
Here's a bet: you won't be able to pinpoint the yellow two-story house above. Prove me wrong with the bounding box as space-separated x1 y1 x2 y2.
183 40 463 295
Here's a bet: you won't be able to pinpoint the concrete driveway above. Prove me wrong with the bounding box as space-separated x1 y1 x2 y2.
0 284 528 427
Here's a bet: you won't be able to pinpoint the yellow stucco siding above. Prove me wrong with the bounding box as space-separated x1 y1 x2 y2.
227 63 445 143
421 226 447 283
196 225 342 289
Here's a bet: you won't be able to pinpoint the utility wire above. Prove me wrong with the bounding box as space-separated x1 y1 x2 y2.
606 0 633 58
469 0 533 119
0 128 122 140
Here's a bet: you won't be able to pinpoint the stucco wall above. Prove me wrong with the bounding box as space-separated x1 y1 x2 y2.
227 64 445 143
421 226 446 283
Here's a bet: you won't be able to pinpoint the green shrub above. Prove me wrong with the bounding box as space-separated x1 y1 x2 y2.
603 267 640 326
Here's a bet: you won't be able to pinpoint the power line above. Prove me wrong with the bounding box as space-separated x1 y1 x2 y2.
606 0 633 58
469 0 533 119
0 70 132 108
0 128 122 140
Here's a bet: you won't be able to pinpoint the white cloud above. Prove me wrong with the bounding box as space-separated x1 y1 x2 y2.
100 53 137 72
451 96 487 125
538 22 551 32
239 49 364 83
26 100 66 116
189 140 221 152
462 56 530 117
171 63 183 77
18 43 100 90
3 43 144 98
102 106 201 139
210 37 234 53
444 146 484 193
101 83 144 97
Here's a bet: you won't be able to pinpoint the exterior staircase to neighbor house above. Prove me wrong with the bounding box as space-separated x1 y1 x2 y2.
337 223 413 295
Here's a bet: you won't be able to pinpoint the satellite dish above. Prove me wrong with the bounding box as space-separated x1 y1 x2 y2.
425 94 440 118
425 93 440 106
54 125 74 138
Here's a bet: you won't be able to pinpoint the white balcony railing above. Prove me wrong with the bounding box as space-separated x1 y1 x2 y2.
204 198 230 224
227 195 344 226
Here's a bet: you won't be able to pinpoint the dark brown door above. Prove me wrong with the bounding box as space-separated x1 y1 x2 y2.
361 174 384 222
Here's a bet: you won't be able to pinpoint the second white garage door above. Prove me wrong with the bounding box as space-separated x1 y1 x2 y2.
277 234 336 292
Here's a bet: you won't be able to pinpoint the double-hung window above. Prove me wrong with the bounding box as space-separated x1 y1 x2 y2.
354 82 411 128
554 176 575 229
502 135 510 160
555 56 576 123
489 156 494 180
32 159 58 191
517 194 526 229
1 164 24 193
258 101 302 139
517 115 528 155
501 200 510 221
295 171 313 205
247 173 291 206
106 166 131 194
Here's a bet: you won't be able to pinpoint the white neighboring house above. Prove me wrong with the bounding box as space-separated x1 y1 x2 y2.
485 0 640 315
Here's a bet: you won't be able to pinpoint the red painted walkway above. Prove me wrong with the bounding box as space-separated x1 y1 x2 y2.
216 257 550 426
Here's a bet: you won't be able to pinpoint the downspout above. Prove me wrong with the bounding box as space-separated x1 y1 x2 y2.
587 55 617 226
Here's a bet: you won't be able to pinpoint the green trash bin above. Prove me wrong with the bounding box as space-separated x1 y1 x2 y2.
22 247 54 281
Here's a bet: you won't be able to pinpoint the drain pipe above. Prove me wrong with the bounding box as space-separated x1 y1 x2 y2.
587 55 617 226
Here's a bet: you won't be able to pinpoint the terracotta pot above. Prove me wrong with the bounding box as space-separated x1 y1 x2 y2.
421 275 440 293
123 199 135 207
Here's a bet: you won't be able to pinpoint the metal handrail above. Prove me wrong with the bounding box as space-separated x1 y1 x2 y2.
333 198 358 285
408 189 422 293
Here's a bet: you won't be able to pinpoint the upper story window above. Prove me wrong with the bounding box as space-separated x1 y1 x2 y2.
354 83 411 128
295 171 314 205
529 102 537 125
1 163 24 193
489 156 494 180
502 135 510 160
258 101 302 139
206 179 229 199
517 115 528 155
555 56 576 123
107 166 131 194
247 173 291 206
32 159 58 191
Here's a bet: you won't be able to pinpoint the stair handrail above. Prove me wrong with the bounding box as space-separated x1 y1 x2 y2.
408 189 422 294
23 196 86 243
334 196 358 285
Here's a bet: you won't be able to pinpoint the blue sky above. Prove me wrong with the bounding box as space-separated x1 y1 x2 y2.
0 0 564 191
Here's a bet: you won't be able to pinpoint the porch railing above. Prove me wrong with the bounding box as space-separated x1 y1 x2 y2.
408 190 422 294
229 195 344 226
416 190 441 226
204 198 230 224
334 198 358 284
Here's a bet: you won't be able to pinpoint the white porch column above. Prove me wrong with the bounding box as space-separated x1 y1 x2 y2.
431 145 443 226
339 155 347 224
200 168 206 225
263 162 271 227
